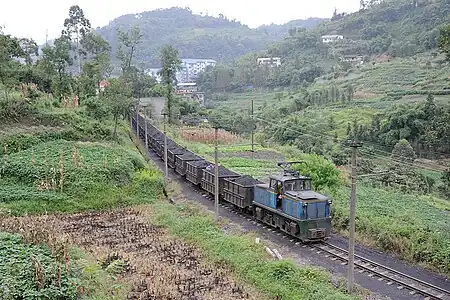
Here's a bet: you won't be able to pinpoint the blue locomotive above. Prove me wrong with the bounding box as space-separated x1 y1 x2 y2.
132 113 332 242
252 162 331 241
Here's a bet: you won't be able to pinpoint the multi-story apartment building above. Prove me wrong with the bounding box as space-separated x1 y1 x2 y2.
176 59 217 83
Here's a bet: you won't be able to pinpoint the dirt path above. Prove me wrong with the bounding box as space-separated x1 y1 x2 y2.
1 208 263 300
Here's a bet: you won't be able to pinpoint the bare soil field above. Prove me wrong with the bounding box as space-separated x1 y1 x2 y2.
0 208 263 300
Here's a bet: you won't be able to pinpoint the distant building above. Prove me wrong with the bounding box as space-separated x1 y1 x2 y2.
176 59 217 83
176 82 205 106
146 68 162 83
321 35 344 43
257 57 281 67
340 55 364 64
176 82 198 94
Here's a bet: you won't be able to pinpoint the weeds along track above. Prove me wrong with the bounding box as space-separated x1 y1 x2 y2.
134 116 450 300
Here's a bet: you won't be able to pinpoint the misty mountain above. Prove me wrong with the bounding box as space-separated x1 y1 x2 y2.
94 7 326 70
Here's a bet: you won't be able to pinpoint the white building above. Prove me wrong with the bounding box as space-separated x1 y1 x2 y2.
321 35 344 43
176 59 217 83
146 68 162 83
257 57 281 67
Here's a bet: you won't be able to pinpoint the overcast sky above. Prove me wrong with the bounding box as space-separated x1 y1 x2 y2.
1 0 359 44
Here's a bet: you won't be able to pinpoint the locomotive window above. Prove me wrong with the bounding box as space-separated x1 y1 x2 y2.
304 180 312 190
270 179 278 190
284 180 310 191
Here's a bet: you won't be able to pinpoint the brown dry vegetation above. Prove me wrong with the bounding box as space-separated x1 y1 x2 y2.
0 208 264 300
181 127 244 144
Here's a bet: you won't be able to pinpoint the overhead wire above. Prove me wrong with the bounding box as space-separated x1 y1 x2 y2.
254 114 446 173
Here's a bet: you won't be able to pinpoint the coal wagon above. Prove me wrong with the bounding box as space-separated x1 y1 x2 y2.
155 138 175 158
223 175 263 213
201 165 240 197
186 159 212 186
167 146 186 169
150 131 164 151
175 151 202 177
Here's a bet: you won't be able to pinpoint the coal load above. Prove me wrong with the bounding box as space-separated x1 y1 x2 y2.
153 132 164 139
178 152 201 160
234 175 263 186
205 165 239 177
190 160 212 168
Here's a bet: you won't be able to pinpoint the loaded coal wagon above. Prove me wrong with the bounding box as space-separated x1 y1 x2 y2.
201 165 240 197
186 159 213 186
150 131 164 151
167 145 186 169
223 175 263 213
175 151 202 177
155 139 176 158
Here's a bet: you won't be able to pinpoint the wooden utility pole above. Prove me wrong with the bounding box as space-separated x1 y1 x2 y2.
136 105 139 137
214 126 219 220
347 140 363 294
144 108 148 151
251 98 254 157
130 110 133 132
162 112 168 180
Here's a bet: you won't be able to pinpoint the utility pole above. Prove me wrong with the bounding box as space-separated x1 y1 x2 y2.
347 140 363 294
136 105 139 137
130 110 133 132
251 98 254 157
162 112 168 180
144 107 148 151
214 126 219 220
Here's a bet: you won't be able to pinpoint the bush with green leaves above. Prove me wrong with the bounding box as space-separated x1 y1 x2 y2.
0 232 79 299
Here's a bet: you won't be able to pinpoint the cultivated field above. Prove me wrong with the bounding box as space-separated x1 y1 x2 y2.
180 126 244 144
1 208 261 299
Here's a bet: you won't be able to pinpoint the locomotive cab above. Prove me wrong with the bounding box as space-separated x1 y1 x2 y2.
269 175 313 210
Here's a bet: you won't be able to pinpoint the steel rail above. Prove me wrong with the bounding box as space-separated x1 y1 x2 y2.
314 242 450 300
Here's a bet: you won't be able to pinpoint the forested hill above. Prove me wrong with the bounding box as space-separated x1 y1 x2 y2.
95 7 325 70
197 0 450 89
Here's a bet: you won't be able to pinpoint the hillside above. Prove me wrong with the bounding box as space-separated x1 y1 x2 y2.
95 7 325 70
197 0 450 90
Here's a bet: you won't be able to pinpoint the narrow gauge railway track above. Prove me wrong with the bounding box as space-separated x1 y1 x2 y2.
133 115 450 300
194 190 450 300
312 243 450 300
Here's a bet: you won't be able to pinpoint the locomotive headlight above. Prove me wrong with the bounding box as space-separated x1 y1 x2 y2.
327 199 333 205
302 203 308 207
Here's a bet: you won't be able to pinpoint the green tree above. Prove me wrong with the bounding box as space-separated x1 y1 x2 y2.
79 32 111 98
19 38 38 65
41 36 73 100
346 84 355 102
391 139 416 163
158 45 182 123
438 24 450 62
61 5 92 74
116 25 143 73
0 31 24 98
101 78 135 138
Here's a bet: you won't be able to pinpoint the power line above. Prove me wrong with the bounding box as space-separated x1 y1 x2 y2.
253 115 445 173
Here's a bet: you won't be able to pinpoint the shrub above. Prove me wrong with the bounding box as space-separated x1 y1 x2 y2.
0 232 80 299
